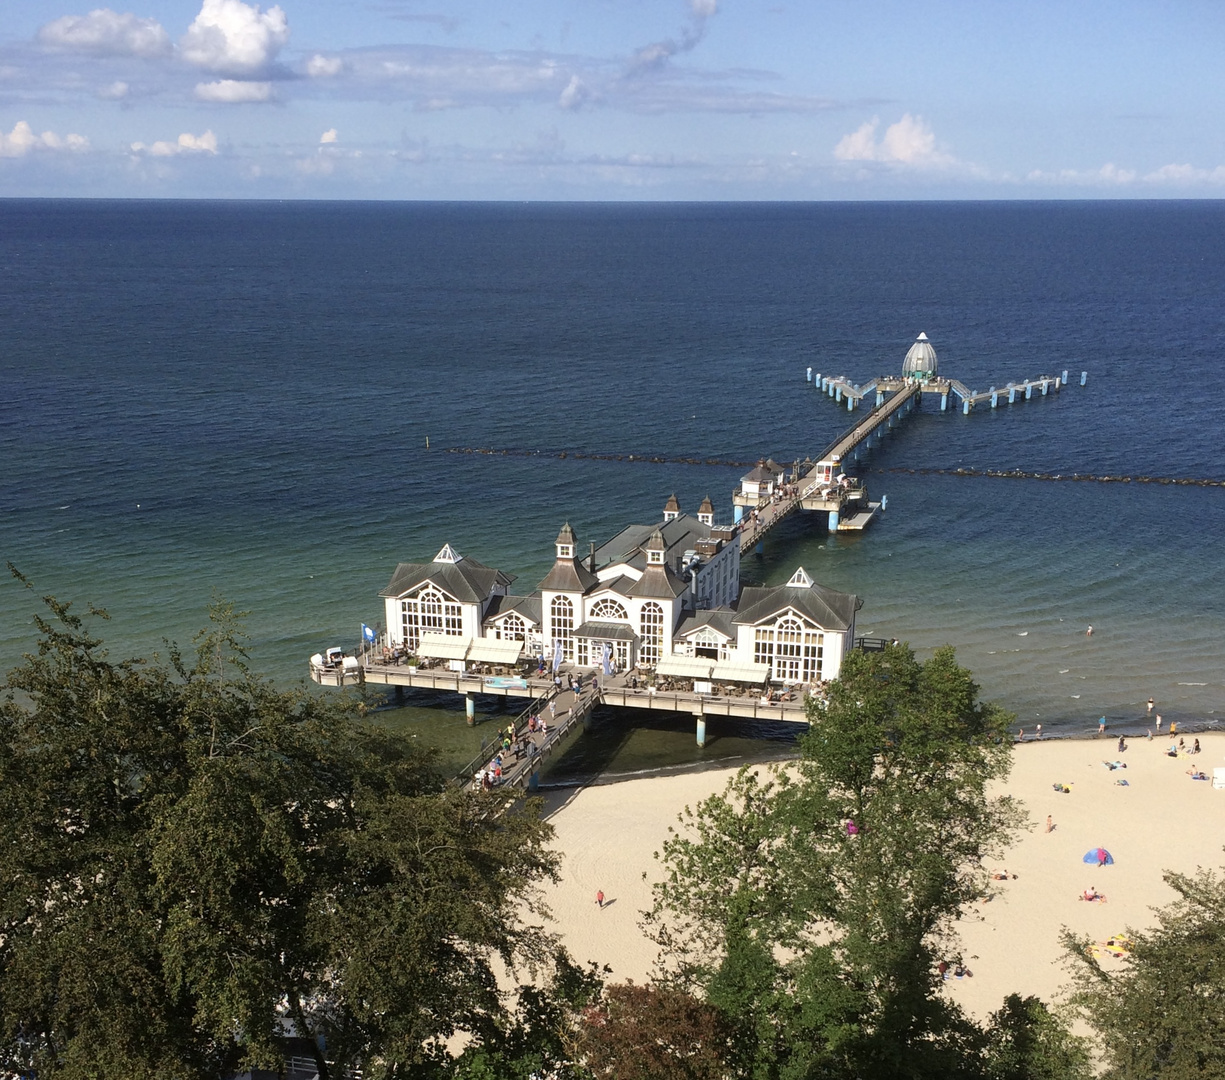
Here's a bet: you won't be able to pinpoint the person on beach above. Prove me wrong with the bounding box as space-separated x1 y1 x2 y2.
1170 719 1177 735
1017 727 1024 743
1045 814 1054 833
1036 724 1042 740
1147 696 1155 713
1118 735 1126 753
1086 625 1093 636
596 890 605 909
1098 717 1106 735
1193 738 1201 754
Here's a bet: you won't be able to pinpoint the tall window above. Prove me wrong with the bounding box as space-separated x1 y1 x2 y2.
755 616 824 681
400 587 463 650
550 595 574 661
639 602 664 667
590 598 628 621
496 613 526 641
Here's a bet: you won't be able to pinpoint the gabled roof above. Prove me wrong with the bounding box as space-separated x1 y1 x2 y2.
733 570 861 631
380 554 513 604
675 608 737 640
594 513 716 575
625 563 687 599
538 556 599 594
482 593 542 626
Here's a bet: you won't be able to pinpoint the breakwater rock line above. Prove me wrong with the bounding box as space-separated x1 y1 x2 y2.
441 447 1224 488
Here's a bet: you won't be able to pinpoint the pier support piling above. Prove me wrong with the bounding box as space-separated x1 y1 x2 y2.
806 366 812 382
828 509 840 531
941 392 948 412
696 711 707 747
1025 384 1033 400
1063 369 1069 384
1009 387 1016 404
465 693 475 726
1081 371 1088 386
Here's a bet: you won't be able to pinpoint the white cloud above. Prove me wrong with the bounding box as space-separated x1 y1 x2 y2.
0 120 89 157
834 113 951 166
38 8 171 58
558 74 592 110
690 0 718 15
180 0 289 74
833 117 879 161
99 80 130 99
320 128 337 144
194 78 273 102
306 54 343 77
130 129 218 156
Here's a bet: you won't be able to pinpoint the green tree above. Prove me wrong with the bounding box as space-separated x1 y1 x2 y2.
0 576 560 1079
647 643 1023 1079
1065 862 1225 1079
980 994 1092 1080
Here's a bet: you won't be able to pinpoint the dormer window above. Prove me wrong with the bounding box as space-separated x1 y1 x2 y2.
648 548 664 564
558 544 573 558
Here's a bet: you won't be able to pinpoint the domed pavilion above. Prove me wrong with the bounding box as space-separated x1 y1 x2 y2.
902 332 939 381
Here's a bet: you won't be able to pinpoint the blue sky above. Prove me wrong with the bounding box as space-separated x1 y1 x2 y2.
2 0 1224 199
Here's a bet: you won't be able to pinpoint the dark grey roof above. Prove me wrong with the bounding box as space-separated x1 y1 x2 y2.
591 575 635 597
733 580 861 631
537 556 599 594
742 462 779 483
380 556 513 604
573 620 639 642
482 593 542 626
595 513 715 575
625 564 687 599
675 609 737 640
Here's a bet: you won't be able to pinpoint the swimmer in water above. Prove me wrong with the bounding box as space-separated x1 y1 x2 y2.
1086 625 1094 636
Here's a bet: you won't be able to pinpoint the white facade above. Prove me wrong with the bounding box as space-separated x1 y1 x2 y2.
378 517 860 684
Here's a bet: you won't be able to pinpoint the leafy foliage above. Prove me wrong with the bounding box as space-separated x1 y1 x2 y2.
0 574 559 1079
980 994 1092 1080
647 643 1023 1079
574 981 733 1080
1065 861 1225 1079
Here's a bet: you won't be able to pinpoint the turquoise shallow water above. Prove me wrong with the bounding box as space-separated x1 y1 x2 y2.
2 200 1223 778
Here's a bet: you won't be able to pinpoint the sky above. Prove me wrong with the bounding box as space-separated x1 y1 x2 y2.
2 0 1224 200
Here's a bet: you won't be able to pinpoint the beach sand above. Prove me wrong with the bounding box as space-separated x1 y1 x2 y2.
541 731 1225 1017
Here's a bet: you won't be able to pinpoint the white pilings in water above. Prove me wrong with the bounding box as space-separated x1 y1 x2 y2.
1081 371 1088 386
807 366 813 382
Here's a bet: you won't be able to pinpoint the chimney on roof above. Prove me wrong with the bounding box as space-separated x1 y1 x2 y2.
589 540 596 573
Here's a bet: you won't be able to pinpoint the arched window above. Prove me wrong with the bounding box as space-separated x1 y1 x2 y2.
755 614 824 682
590 598 628 621
639 602 664 667
400 587 463 651
497 613 526 641
550 595 574 661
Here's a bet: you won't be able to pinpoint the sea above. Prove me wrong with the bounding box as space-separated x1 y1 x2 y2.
2 199 1223 782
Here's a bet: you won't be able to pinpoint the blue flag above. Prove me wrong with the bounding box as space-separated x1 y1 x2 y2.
362 624 375 643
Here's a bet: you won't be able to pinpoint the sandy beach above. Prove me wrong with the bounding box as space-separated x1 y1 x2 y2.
541 731 1225 1017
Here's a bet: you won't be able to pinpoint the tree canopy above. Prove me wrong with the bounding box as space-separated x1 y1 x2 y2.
646 643 1026 1079
1066 860 1225 1079
0 577 560 1079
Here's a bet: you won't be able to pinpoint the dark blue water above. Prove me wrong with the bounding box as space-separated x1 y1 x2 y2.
2 200 1223 773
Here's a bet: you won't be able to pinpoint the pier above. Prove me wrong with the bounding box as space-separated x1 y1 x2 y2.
309 331 1080 757
733 334 1078 541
